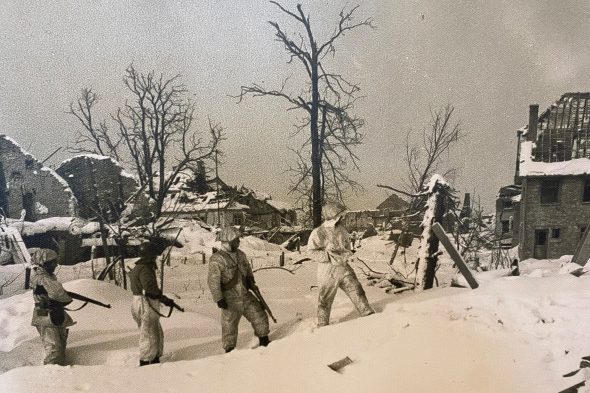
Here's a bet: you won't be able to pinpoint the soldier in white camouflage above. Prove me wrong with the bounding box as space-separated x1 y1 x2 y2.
207 227 270 353
30 248 76 365
129 240 176 366
307 202 375 327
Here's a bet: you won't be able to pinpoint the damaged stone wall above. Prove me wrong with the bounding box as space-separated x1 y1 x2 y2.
0 135 77 220
56 155 138 221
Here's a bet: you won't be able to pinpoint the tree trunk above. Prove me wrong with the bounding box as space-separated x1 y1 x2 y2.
310 54 322 227
415 179 447 290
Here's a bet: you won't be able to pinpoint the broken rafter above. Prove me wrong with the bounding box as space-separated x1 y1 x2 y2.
376 184 423 198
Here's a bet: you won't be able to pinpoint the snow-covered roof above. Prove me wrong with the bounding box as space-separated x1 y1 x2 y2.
266 199 293 212
162 191 249 213
518 93 590 176
5 217 100 236
519 140 590 176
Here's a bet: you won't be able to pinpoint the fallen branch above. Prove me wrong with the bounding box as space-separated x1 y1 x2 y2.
386 285 415 294
253 265 302 274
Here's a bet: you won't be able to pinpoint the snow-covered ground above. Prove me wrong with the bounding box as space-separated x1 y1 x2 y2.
1 230 590 392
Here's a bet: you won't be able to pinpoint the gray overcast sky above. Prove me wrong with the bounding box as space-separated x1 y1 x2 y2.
1 0 589 211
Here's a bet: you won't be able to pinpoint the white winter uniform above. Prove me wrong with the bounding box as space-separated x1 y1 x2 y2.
129 260 164 363
30 267 76 365
208 247 269 351
308 217 374 326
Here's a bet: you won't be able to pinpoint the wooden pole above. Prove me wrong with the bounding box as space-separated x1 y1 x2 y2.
432 222 479 289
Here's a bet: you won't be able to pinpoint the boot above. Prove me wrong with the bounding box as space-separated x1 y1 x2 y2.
151 357 160 364
225 347 235 353
139 360 150 367
259 336 270 347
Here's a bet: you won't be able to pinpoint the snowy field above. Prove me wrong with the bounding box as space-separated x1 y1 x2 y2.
1 230 590 392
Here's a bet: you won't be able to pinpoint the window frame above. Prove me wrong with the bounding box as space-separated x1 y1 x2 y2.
539 178 560 204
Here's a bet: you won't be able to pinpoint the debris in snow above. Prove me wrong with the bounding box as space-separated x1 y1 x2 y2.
34 202 48 215
327 356 353 373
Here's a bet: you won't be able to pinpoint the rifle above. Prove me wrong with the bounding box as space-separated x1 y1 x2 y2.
67 291 111 309
162 295 185 313
146 294 184 318
250 284 277 323
34 285 111 309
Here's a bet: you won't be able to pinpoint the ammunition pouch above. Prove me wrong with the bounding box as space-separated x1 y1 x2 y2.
49 307 65 326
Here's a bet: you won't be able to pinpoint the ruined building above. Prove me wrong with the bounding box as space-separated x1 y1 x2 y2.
0 135 77 220
515 93 590 259
56 154 138 221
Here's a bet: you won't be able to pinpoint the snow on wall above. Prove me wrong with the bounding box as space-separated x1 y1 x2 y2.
519 140 590 177
0 135 78 219
59 153 137 180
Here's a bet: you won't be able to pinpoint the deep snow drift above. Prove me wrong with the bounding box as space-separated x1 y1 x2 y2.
1 233 590 392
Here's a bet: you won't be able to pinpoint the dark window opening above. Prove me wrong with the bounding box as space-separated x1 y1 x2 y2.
551 228 561 239
535 229 548 246
233 215 243 226
584 179 590 202
501 220 510 233
503 200 514 209
540 179 560 204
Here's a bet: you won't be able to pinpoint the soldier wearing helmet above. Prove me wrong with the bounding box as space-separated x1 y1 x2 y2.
30 248 76 365
307 202 374 327
207 226 270 352
129 238 176 366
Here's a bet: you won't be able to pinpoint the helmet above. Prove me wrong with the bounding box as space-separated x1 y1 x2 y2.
216 226 241 242
30 248 58 266
323 202 347 221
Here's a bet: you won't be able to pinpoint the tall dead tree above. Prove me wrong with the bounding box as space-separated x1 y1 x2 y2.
237 2 374 227
69 65 223 218
414 175 450 290
378 104 463 265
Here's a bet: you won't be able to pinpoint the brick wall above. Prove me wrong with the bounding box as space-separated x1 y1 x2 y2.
519 176 590 259
0 135 77 220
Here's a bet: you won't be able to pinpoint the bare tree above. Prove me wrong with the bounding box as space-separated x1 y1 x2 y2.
404 104 462 194
68 88 122 161
237 2 374 227
69 65 223 217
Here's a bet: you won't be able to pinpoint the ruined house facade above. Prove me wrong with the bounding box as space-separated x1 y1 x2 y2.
495 185 521 247
0 135 77 220
515 93 590 260
56 155 138 221
234 190 297 230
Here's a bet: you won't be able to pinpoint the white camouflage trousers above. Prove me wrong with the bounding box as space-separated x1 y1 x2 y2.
131 296 164 362
36 325 68 365
317 263 374 327
221 292 269 351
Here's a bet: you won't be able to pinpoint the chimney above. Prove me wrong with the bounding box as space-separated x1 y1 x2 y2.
528 104 539 142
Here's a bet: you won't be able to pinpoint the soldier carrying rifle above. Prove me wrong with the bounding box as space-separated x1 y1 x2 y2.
207 227 271 353
129 239 182 366
31 248 111 365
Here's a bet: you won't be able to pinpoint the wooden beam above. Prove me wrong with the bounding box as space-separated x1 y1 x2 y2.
431 222 479 289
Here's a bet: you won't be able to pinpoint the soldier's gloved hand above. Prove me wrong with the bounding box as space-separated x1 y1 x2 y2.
245 276 256 290
160 295 175 308
217 299 228 309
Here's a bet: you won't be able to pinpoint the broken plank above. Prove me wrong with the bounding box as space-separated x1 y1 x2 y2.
572 222 590 266
432 223 479 289
327 356 353 373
